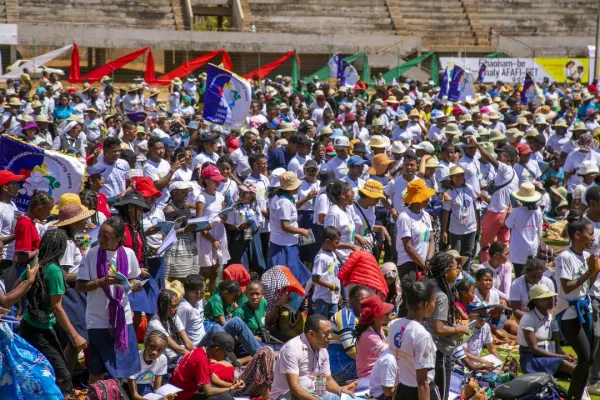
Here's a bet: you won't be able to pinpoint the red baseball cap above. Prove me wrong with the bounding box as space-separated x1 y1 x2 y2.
345 112 356 121
358 295 394 325
201 165 225 182
515 143 532 155
0 170 24 187
132 177 162 198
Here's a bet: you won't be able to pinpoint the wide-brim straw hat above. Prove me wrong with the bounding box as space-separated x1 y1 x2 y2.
446 249 468 267
359 180 387 200
549 186 567 202
527 284 557 306
279 171 302 191
50 203 95 227
403 179 436 204
512 182 542 203
367 153 394 175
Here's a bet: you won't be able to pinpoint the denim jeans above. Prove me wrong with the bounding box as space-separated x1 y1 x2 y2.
199 317 261 355
312 300 338 320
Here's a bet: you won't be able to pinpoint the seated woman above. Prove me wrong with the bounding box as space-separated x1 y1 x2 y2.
509 257 556 321
145 289 195 364
518 284 575 376
127 331 169 399
355 295 392 387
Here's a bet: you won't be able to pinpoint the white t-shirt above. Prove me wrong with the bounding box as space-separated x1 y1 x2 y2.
396 208 432 266
311 249 341 304
230 147 251 177
288 154 310 179
517 308 559 350
324 204 362 259
0 201 17 260
245 174 270 232
353 202 376 244
143 159 172 210
504 207 542 264
487 162 518 213
218 179 239 209
269 195 298 246
142 208 166 250
192 152 220 172
323 156 350 180
387 318 436 388
458 155 482 193
464 323 492 357
146 314 185 360
514 160 541 185
60 239 83 274
172 167 192 183
77 246 141 328
129 349 168 385
555 248 590 320
98 158 131 199
509 275 556 312
297 180 320 212
385 175 420 211
342 176 365 199
443 184 478 235
475 287 501 305
313 190 330 225
177 298 205 346
435 160 455 188
196 191 224 220
369 350 397 398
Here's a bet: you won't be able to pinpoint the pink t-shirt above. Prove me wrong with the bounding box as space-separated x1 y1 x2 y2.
356 326 389 378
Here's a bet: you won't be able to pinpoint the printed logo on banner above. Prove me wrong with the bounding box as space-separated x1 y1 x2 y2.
203 63 252 129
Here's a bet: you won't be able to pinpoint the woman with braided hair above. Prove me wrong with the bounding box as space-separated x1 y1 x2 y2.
17 229 87 399
145 289 195 365
424 252 470 400
115 190 160 330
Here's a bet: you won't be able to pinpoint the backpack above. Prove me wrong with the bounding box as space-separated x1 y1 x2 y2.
86 379 130 400
492 372 566 400
487 170 515 196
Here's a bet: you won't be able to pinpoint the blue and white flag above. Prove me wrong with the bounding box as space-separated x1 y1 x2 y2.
521 72 538 105
203 63 252 130
448 65 465 102
0 135 85 212
328 54 359 88
438 67 450 99
476 63 486 83
459 69 475 101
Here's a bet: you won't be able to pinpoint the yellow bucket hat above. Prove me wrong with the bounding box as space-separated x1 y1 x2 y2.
51 193 82 215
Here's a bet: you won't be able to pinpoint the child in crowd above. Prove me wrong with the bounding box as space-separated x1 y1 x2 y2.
177 274 206 347
463 303 501 369
127 331 169 399
311 226 342 319
204 280 241 328
475 268 518 344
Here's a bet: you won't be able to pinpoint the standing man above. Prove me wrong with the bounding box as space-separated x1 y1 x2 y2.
231 130 257 181
0 171 24 276
143 136 183 210
96 137 131 204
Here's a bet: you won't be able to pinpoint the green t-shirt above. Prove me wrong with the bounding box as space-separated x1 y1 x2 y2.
21 262 65 329
232 298 267 336
204 292 235 322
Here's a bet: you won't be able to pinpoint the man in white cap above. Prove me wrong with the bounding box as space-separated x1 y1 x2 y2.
324 136 351 179
312 75 321 89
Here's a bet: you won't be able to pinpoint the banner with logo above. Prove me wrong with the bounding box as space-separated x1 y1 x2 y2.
440 57 589 84
203 63 252 130
0 135 85 212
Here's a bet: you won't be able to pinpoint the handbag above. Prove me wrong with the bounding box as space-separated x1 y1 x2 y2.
252 311 284 345
354 202 382 261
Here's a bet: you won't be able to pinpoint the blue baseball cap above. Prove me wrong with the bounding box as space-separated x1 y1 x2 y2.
347 155 367 167
87 164 107 176
161 137 177 148
330 128 344 138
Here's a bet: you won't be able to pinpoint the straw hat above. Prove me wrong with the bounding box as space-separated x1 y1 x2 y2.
320 126 333 135
50 203 95 227
8 97 21 106
480 142 496 157
51 193 82 215
446 249 468 267
367 153 394 175
409 109 420 118
572 121 588 133
277 122 297 133
371 118 384 127
35 115 49 123
577 160 599 176
516 117 530 127
368 135 390 149
386 96 399 104
549 186 567 202
171 78 183 86
127 84 138 93
424 156 441 169
442 123 461 137
390 141 407 154
279 171 302 191
359 180 387 200
403 179 436 204
524 128 540 138
527 284 557 306
149 88 160 97
552 119 568 128
505 128 524 143
512 182 542 203
449 165 465 176
396 114 409 122
555 199 569 213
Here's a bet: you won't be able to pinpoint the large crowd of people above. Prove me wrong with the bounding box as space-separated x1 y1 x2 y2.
1 68 600 400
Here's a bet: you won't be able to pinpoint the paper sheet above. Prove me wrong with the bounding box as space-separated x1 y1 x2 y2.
482 354 503 367
157 227 177 256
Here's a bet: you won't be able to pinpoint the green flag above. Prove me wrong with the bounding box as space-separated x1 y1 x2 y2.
291 50 300 85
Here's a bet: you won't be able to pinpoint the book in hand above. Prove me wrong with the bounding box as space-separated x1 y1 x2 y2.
186 217 213 232
298 229 316 246
155 216 186 234
114 272 148 294
143 383 182 399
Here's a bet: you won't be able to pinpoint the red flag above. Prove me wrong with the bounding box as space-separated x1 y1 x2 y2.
77 47 150 84
149 49 232 86
243 51 295 80
68 43 80 83
144 50 155 83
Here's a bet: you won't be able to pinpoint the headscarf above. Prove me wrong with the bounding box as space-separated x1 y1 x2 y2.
35 87 47 96
381 262 401 309
60 120 80 137
96 246 129 353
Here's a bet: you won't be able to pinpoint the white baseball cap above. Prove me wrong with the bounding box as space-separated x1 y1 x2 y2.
333 136 350 149
411 141 435 154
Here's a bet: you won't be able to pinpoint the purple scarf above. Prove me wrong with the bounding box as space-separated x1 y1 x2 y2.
96 246 129 353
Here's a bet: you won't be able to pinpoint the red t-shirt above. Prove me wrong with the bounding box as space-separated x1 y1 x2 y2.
122 224 143 265
209 363 235 382
14 215 40 254
172 347 211 400
97 192 111 219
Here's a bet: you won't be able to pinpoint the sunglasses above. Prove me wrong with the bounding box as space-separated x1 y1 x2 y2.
478 313 491 320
